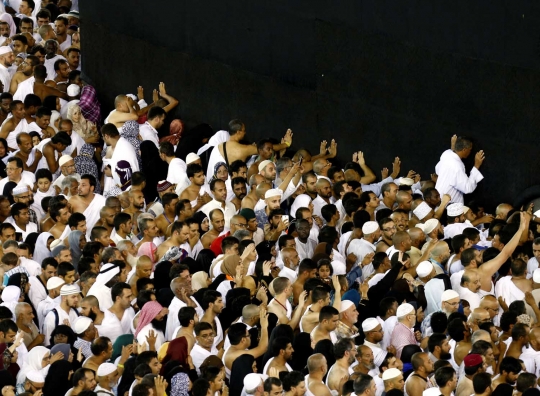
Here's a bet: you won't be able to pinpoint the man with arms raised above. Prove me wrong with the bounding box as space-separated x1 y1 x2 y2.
69 174 106 239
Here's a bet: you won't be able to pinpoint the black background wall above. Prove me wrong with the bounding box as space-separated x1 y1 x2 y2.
81 0 540 209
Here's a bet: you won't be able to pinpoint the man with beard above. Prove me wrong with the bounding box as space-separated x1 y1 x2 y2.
200 179 236 230
128 256 153 295
312 179 332 219
53 155 80 195
492 357 521 389
421 289 460 338
48 201 71 240
230 177 247 211
165 276 191 341
95 206 116 236
404 352 435 396
69 174 107 239
201 209 225 249
264 209 288 243
354 345 377 374
209 214 246 256
68 368 98 396
112 213 133 245
459 269 482 310
327 338 356 392
200 290 225 349
428 241 451 275
362 317 387 366
14 131 42 173
10 54 38 95
98 282 134 344
123 189 145 234
506 323 530 360
157 221 190 261
80 296 104 326
428 333 452 363
264 337 294 375
382 368 405 394
155 193 178 237
376 218 397 253
95 362 121 396
0 46 14 93
117 240 138 269
391 303 420 358
42 284 80 345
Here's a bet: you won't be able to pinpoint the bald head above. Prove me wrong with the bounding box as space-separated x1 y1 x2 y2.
255 182 271 200
82 295 99 307
495 204 513 220
316 178 331 190
479 295 499 318
249 174 264 189
461 269 481 293
408 227 425 244
392 231 411 249
242 304 260 321
471 329 491 344
313 159 327 174
470 308 490 324
430 241 449 258
396 190 411 204
344 169 360 182
307 353 327 373
114 94 127 108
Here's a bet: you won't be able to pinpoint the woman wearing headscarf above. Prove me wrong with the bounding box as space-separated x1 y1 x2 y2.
159 337 188 376
16 346 52 385
67 230 85 270
211 162 228 183
198 130 230 179
111 334 133 362
195 249 214 274
66 102 97 140
2 181 17 205
0 343 19 388
73 144 102 194
0 286 21 320
7 273 39 328
33 232 54 265
192 272 211 292
213 254 244 304
120 120 142 170
0 137 9 178
170 372 191 396
229 354 256 396
140 140 168 203
42 96 61 132
134 301 168 351
175 123 213 161
152 260 172 293
160 119 184 146
42 360 73 396
137 242 157 265
48 327 83 371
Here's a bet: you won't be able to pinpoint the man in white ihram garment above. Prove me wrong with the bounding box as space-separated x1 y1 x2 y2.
435 135 485 204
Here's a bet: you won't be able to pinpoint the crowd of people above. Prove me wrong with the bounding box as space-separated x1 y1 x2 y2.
0 2 537 396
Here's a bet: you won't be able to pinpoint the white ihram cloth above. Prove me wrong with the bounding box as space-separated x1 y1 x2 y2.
83 194 107 239
13 76 34 101
435 149 483 204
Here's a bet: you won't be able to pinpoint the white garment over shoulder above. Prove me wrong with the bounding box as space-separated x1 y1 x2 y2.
435 149 484 204
166 297 187 341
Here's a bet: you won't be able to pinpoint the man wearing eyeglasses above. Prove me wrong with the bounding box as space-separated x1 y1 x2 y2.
53 154 80 194
11 184 38 227
0 157 35 193
192 321 220 375
421 289 460 338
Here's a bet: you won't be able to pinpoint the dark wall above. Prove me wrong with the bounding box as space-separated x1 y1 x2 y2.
81 0 540 209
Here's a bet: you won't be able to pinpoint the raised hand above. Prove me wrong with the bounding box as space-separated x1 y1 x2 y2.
260 308 269 328
159 82 167 96
381 167 389 179
451 134 457 151
137 86 144 101
298 290 307 308
146 330 157 347
283 129 293 145
357 151 366 165
331 275 341 291
152 89 159 102
474 150 485 169
328 139 337 158
320 140 328 155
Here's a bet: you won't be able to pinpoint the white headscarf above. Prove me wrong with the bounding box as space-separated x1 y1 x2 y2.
0 13 15 36
290 194 312 219
16 346 50 384
0 285 20 319
196 130 230 156
33 232 53 265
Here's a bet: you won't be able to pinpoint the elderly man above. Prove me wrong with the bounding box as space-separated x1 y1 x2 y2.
53 155 79 193
435 136 485 203
459 269 482 310
362 317 388 367
421 289 460 337
335 300 359 341
348 221 380 280
15 302 43 349
390 303 420 358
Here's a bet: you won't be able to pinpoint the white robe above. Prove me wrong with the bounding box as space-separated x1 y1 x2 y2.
13 76 34 102
435 149 484 204
110 137 140 180
83 194 107 239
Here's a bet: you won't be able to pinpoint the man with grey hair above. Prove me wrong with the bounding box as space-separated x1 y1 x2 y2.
165 276 191 341
116 240 138 269
15 302 43 349
135 215 159 249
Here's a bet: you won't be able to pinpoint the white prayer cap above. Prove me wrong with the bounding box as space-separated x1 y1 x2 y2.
60 284 79 296
447 203 464 217
265 189 282 199
416 261 433 278
73 316 92 335
26 370 44 383
362 221 379 235
126 94 137 101
399 177 414 186
46 276 64 290
67 84 80 97
441 289 460 302
382 368 402 380
413 202 432 221
462 206 470 214
534 269 540 283
422 219 440 234
244 373 264 393
423 388 442 396
97 362 117 377
0 46 13 56
258 160 273 172
49 239 63 250
59 155 73 167
186 153 200 165
534 210 540 218
12 185 28 195
361 317 379 332
396 303 414 318
340 300 355 313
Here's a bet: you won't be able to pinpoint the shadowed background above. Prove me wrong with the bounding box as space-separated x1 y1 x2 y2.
81 0 540 209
